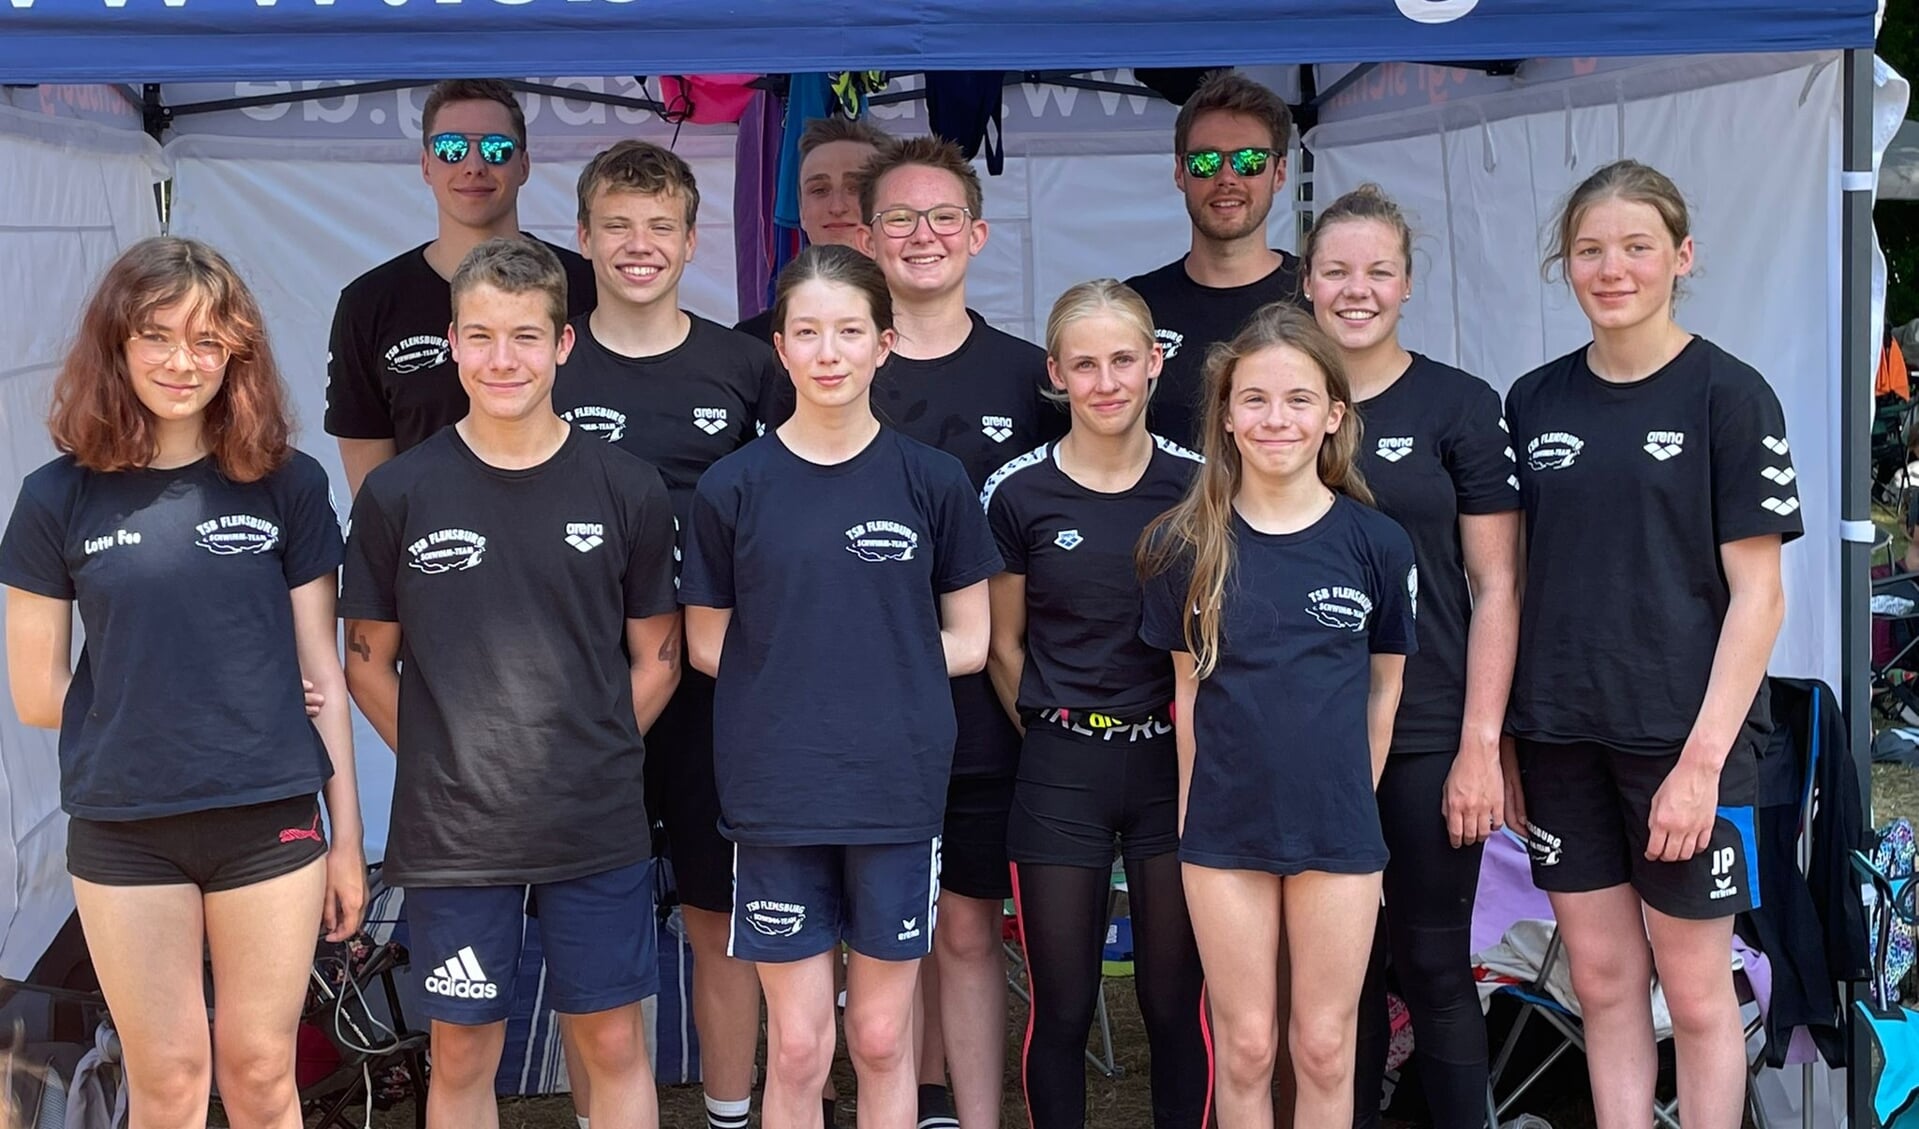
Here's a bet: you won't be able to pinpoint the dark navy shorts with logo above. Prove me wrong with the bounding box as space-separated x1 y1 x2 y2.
406 856 658 1025
729 838 941 963
1515 738 1759 920
66 792 327 893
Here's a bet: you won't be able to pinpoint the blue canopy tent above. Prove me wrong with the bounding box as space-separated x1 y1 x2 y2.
0 1 1888 1122
0 1 1878 79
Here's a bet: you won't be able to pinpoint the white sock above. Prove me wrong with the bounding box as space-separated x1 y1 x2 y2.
706 1093 752 1129
577 1118 590 1129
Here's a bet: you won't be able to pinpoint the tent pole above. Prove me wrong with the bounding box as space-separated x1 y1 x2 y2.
1841 44 1873 1129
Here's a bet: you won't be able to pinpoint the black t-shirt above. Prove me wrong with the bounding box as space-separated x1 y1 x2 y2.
1504 337 1804 754
679 428 1003 846
1123 252 1307 450
734 308 775 347
875 310 1066 777
1356 355 1521 755
338 427 678 886
324 238 598 453
983 436 1201 717
553 313 791 534
1140 498 1417 874
0 452 341 821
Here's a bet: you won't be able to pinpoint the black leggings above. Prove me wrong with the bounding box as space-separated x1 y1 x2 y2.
1353 751 1488 1129
1011 851 1209 1129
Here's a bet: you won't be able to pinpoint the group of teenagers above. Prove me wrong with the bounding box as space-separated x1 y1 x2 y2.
0 68 1803 1129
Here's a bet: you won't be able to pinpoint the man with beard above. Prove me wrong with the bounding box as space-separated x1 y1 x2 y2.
1125 71 1308 450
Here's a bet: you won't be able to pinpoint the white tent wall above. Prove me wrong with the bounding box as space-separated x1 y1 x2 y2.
0 102 164 980
1307 52 1867 695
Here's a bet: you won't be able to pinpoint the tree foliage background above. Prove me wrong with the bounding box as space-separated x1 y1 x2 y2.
1885 0 1919 326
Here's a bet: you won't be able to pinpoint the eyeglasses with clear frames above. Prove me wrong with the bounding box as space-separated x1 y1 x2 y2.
128 332 231 372
871 205 973 238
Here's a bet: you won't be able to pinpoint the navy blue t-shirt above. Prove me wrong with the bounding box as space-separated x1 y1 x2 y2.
1504 337 1803 754
679 427 1003 846
875 310 1065 777
1356 355 1520 755
0 452 341 821
1140 496 1417 875
983 436 1201 717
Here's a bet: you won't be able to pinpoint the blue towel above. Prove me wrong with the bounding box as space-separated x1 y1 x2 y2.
774 73 835 230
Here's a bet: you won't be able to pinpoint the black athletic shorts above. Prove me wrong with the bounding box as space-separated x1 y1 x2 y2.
67 793 328 893
1008 709 1179 869
1516 738 1759 919
644 672 732 914
941 773 1015 901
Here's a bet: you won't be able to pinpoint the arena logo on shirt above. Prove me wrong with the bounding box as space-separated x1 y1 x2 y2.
406 528 487 574
981 415 1015 443
1054 529 1084 550
561 404 627 442
1375 436 1414 463
1154 328 1185 360
1525 431 1584 472
383 335 450 375
564 522 605 553
193 513 281 555
845 520 921 562
1407 565 1418 619
1642 430 1685 461
693 407 730 436
745 899 806 937
1305 585 1373 631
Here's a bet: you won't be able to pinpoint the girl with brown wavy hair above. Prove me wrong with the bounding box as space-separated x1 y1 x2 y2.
1138 302 1415 1129
0 236 363 1129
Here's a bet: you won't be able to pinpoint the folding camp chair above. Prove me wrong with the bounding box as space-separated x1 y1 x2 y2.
294 871 430 1129
1484 921 1766 1128
1849 841 1919 1128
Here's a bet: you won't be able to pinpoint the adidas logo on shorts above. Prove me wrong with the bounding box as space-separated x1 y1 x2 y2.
424 946 499 999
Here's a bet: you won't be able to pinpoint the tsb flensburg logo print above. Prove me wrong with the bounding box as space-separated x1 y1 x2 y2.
1306 585 1374 631
562 405 627 443
195 514 280 555
746 900 806 937
845 520 921 562
407 528 487 573
1526 432 1584 471
383 335 449 375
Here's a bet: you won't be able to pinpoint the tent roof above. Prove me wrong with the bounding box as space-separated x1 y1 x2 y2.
0 1 1877 85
